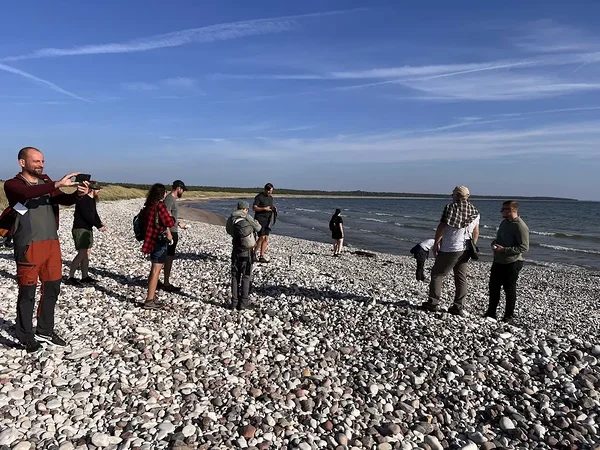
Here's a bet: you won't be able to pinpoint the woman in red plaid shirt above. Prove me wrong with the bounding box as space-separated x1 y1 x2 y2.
142 183 175 309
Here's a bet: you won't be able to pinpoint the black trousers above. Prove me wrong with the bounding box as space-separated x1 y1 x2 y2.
231 249 253 309
487 260 524 318
413 247 428 281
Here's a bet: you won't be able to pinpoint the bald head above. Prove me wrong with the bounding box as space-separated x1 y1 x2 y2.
18 147 40 161
18 147 44 178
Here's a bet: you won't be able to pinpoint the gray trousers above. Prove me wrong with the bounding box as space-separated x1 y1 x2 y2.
428 250 470 306
231 249 253 309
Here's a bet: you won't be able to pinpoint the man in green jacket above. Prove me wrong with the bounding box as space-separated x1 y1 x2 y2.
485 200 530 323
226 201 262 310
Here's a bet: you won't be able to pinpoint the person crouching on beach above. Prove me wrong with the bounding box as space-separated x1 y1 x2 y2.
253 183 276 263
329 209 344 256
141 183 175 310
66 182 107 286
409 238 434 282
422 186 480 316
485 200 529 324
227 201 262 310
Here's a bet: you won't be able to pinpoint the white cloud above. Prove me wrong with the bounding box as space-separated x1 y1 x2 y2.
1 9 363 61
515 19 600 54
122 81 158 91
204 119 600 164
163 77 197 88
0 62 90 102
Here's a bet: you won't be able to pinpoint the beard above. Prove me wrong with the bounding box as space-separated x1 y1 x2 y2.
177 192 183 199
24 166 43 177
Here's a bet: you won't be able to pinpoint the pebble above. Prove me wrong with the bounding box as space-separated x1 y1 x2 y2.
91 432 110 447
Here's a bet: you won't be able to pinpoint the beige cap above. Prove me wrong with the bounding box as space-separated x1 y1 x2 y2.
453 185 470 197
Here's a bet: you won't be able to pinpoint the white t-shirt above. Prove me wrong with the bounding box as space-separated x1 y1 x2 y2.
440 215 480 253
418 239 435 257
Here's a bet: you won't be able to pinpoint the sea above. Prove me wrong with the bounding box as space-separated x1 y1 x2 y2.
188 197 600 271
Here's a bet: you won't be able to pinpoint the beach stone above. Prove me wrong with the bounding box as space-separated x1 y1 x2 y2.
424 435 443 450
499 417 515 431
240 425 256 439
8 390 24 401
378 444 392 450
182 425 196 437
91 432 110 447
12 442 31 450
0 428 17 446
460 444 477 450
58 443 75 450
591 345 600 355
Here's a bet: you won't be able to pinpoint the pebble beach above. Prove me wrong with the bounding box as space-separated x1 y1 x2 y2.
0 199 598 450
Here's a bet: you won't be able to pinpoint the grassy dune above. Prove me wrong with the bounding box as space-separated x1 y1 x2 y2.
0 181 252 210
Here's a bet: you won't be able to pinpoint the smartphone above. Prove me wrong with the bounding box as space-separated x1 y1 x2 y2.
75 174 91 183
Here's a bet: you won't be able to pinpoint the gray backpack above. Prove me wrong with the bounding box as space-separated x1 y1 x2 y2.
233 217 256 250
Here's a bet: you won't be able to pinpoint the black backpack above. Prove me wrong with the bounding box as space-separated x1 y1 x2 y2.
133 207 146 241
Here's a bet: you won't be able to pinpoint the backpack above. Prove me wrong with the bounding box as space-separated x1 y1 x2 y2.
329 217 337 231
0 206 17 238
233 216 256 250
133 207 146 241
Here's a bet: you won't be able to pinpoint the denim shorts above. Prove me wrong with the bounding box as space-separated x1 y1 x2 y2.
150 241 168 264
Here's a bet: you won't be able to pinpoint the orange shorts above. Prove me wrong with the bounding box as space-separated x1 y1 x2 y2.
16 239 63 286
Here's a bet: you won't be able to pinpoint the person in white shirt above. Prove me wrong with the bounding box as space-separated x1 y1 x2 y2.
422 186 480 315
410 238 435 281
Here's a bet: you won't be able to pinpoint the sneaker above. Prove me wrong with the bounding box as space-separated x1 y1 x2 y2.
80 276 97 284
420 302 438 312
143 300 163 310
483 311 497 319
448 304 465 316
163 284 181 292
35 332 67 347
64 277 83 287
503 316 515 325
259 257 270 263
24 339 42 353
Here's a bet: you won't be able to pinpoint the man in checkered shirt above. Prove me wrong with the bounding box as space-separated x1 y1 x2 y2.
422 186 480 315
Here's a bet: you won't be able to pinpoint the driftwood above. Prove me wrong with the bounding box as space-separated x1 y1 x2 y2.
352 250 377 258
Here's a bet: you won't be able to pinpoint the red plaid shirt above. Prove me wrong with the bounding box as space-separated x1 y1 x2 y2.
141 201 175 254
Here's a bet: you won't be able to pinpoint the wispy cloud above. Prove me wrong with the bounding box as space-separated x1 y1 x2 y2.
122 77 202 95
1 9 363 62
0 63 90 102
515 19 600 54
229 120 600 163
187 137 227 142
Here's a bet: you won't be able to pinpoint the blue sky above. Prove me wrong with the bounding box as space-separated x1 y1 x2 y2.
1 0 600 200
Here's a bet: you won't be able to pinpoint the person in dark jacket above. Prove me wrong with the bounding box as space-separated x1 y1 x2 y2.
329 209 344 256
3 146 89 353
66 182 107 286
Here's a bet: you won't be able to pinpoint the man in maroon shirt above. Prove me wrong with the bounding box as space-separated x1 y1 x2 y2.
4 147 89 353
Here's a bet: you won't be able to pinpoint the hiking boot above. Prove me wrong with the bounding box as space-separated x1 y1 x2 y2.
81 276 97 284
483 311 496 319
24 339 42 353
503 316 515 325
448 304 465 316
35 332 67 347
64 277 83 287
163 284 181 292
420 302 438 312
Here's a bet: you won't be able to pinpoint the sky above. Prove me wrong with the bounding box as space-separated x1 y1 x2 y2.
1 0 600 200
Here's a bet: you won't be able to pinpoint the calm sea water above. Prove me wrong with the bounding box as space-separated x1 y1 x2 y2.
189 197 600 271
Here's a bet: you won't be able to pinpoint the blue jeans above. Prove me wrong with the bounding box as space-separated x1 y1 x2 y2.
150 241 168 264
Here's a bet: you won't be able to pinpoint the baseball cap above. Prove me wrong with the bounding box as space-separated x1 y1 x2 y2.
453 185 470 197
172 180 186 191
237 200 249 210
